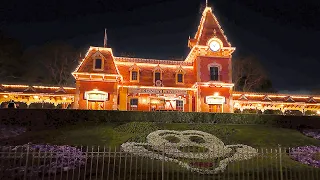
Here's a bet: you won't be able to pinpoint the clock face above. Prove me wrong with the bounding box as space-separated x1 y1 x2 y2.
209 41 221 52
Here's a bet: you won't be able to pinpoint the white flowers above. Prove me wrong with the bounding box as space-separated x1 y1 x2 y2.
121 130 258 174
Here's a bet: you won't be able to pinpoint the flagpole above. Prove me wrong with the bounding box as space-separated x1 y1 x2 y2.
104 28 107 47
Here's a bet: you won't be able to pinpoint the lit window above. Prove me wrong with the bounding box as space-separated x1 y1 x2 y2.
155 72 161 81
95 59 102 69
210 66 219 81
131 71 138 81
177 73 183 83
130 98 138 111
176 100 184 111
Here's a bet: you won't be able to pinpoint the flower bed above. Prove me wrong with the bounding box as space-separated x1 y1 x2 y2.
1 144 86 176
121 130 258 174
289 146 320 168
0 125 26 140
302 129 320 140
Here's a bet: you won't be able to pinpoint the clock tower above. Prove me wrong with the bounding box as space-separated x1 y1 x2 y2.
186 6 236 113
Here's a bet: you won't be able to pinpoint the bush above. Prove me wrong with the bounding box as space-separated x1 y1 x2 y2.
1 109 320 130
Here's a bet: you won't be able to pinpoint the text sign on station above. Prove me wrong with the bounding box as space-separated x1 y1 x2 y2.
129 88 187 95
206 96 225 104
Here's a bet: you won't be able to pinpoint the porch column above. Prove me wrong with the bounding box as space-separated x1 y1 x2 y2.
188 92 192 112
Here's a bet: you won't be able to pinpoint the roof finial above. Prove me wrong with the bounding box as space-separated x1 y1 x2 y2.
206 0 208 7
104 28 107 48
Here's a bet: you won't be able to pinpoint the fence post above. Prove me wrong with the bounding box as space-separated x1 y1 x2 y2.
278 145 283 180
24 145 29 180
162 143 165 180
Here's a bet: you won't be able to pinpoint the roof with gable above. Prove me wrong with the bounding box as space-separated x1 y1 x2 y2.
73 47 120 75
190 7 231 48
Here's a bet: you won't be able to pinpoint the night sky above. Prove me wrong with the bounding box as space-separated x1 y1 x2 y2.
1 0 320 93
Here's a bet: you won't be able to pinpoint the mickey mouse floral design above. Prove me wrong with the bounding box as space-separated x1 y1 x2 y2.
121 130 258 174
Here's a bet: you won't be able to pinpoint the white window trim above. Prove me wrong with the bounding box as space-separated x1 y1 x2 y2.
129 64 140 82
93 58 104 71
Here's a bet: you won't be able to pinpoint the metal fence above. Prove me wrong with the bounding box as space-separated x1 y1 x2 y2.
0 145 319 180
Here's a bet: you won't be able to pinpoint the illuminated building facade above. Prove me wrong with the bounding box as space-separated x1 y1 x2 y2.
1 6 320 114
72 7 234 112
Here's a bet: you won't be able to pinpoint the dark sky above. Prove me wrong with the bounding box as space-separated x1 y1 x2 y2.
1 0 320 92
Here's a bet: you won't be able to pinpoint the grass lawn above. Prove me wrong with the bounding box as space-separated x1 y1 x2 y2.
1 122 319 148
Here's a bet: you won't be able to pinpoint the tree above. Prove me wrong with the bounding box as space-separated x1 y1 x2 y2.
232 56 275 92
120 52 136 57
23 42 79 86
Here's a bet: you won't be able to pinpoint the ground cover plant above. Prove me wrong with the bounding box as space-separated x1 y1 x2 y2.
0 124 26 140
287 129 320 169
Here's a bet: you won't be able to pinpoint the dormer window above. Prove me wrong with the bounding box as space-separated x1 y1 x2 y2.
175 66 186 84
131 71 138 81
129 64 140 82
155 72 161 81
177 74 183 83
93 58 103 71
153 65 163 85
210 66 219 81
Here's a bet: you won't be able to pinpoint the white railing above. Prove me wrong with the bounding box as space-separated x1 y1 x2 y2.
0 145 319 180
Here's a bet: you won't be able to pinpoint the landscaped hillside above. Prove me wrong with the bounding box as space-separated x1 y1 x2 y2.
1 122 320 179
2 122 319 148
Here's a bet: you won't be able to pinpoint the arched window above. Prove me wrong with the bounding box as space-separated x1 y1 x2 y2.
175 66 186 84
177 73 183 83
208 63 221 81
94 59 102 70
155 72 161 81
92 51 105 71
153 65 163 85
129 64 140 82
209 66 219 81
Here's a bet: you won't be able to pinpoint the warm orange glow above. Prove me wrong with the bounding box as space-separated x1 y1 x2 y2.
116 57 192 65
234 102 240 107
213 92 219 96
233 100 320 107
193 82 234 88
0 92 74 97
3 95 8 98
84 89 108 101
1 84 75 90
62 97 67 100
122 85 196 91
233 92 320 99
73 46 115 73
72 72 121 77
114 61 193 69
33 95 39 99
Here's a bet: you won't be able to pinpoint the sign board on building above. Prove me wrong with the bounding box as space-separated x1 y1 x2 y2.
84 90 108 101
128 88 188 95
206 95 225 104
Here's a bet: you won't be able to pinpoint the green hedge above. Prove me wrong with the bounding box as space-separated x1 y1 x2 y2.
1 109 320 130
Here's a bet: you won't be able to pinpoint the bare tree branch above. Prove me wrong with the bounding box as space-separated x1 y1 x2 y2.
232 56 272 92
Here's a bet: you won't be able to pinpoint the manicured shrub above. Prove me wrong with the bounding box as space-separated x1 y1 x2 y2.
1 109 320 130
